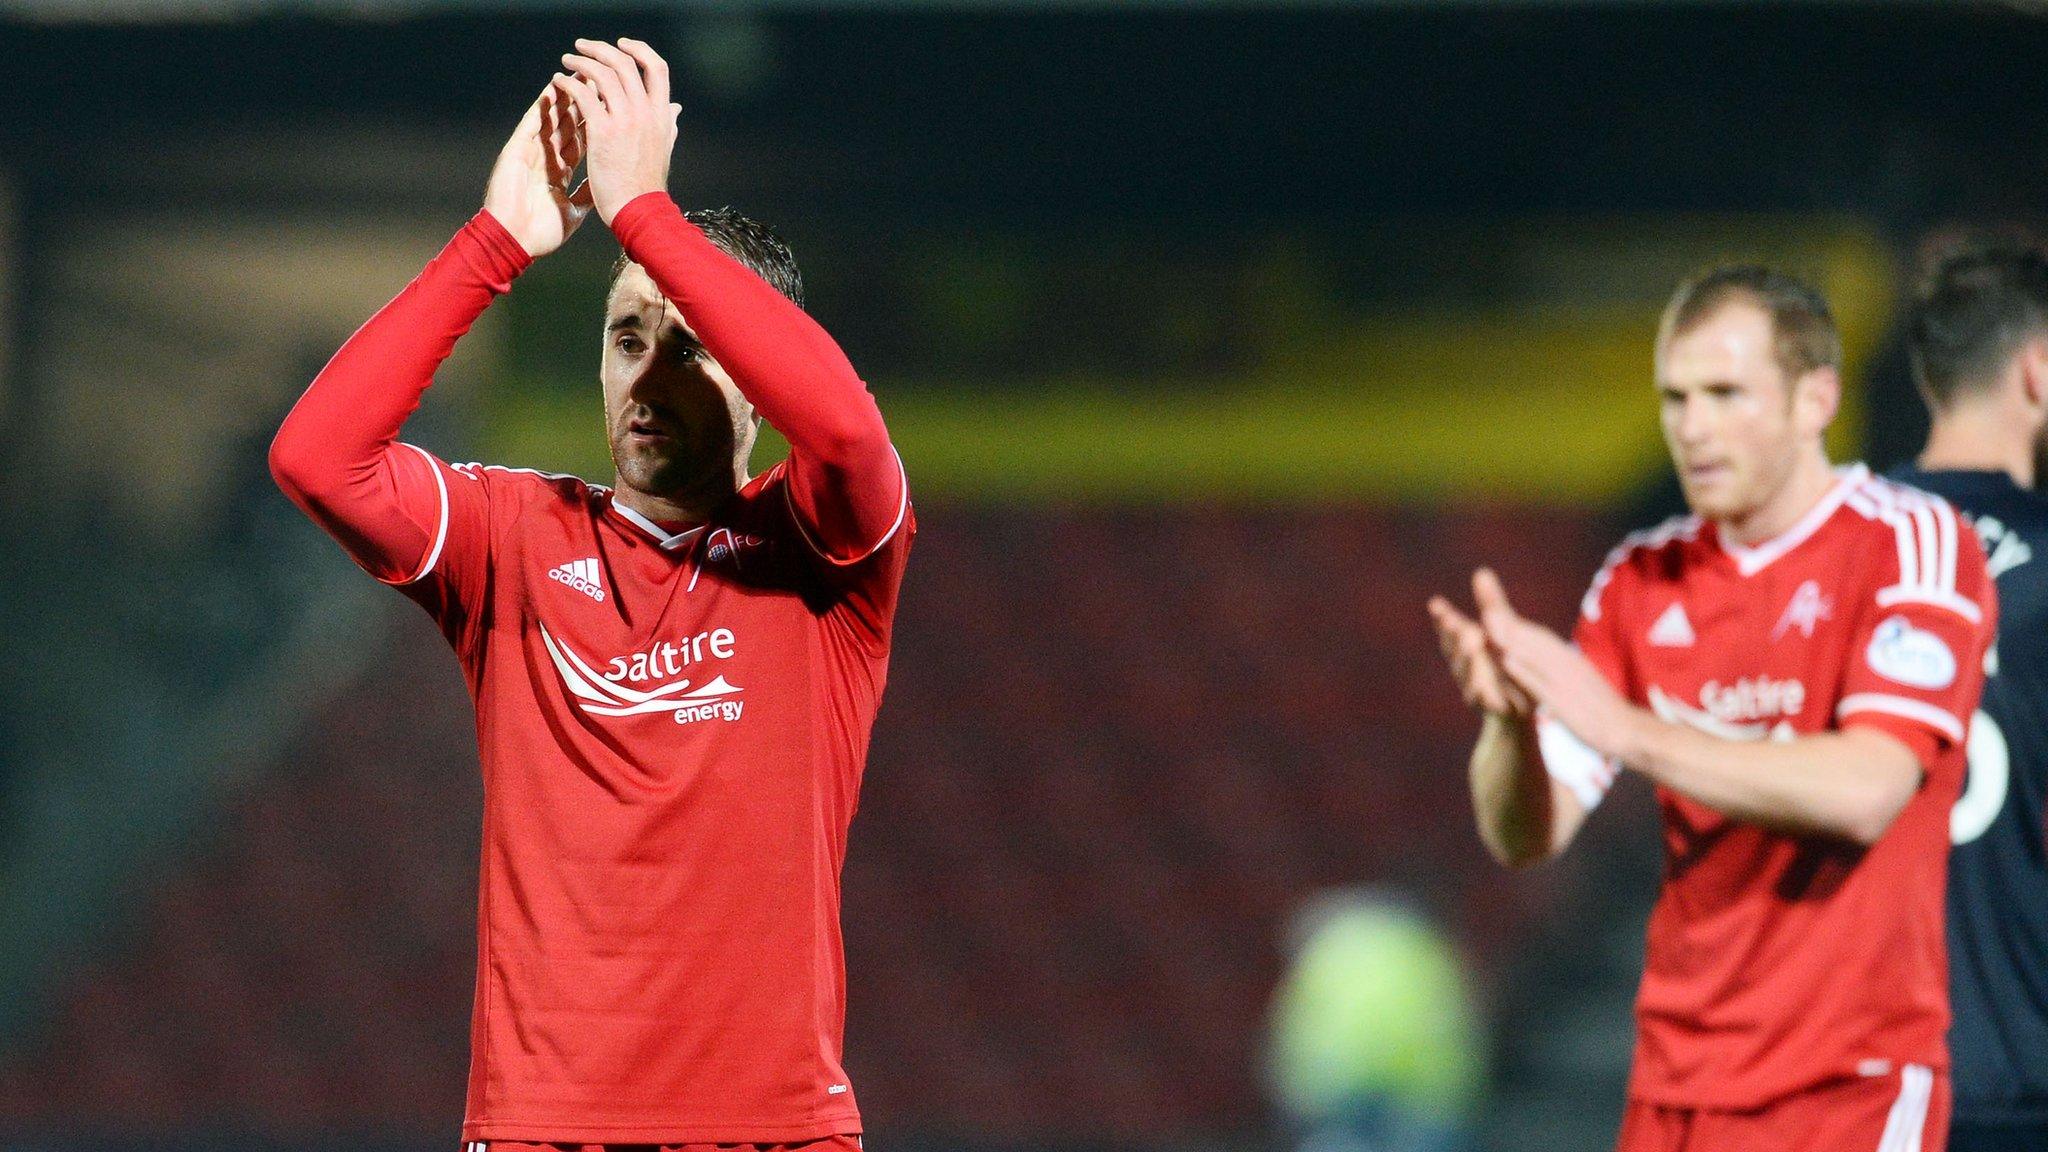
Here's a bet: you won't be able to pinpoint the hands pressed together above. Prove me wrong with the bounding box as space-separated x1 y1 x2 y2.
1428 569 1645 762
483 37 683 259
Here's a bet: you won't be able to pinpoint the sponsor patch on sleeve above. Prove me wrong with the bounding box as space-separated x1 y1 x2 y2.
1865 616 1957 690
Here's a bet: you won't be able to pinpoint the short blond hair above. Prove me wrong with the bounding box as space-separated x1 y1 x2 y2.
1659 264 1840 379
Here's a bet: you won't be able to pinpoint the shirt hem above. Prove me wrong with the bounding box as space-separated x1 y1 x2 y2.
462 1108 863 1144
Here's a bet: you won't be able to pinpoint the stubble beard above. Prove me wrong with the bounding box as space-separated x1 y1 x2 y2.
609 422 742 509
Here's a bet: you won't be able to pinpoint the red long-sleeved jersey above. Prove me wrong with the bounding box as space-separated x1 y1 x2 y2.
1542 467 1992 1111
270 195 910 1144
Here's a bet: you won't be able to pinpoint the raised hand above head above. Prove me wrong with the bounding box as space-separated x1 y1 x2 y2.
482 82 593 259
553 37 684 226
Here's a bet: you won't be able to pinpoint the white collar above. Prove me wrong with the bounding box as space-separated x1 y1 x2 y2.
1717 463 1867 577
608 497 705 551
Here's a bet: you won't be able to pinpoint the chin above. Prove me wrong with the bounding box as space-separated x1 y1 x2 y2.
626 447 725 498
1679 485 1739 522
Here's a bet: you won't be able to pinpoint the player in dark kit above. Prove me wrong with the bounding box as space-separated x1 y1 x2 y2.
1892 243 2048 1152
270 39 907 1151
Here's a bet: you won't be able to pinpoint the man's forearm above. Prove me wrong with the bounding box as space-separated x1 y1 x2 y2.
269 210 529 574
1471 713 1567 867
608 193 889 461
1617 714 1921 845
609 191 901 557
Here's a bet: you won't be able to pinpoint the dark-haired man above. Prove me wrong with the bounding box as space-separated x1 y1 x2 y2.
1431 266 1994 1151
1891 242 2048 1152
270 39 906 1151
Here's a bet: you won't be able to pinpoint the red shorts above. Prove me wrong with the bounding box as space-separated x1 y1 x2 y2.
473 1140 861 1152
1618 1065 1949 1152
468 1131 860 1139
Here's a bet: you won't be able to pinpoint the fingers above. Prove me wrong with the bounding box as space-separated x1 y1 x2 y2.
571 38 650 109
615 37 671 107
1428 596 1478 660
1430 595 1507 712
511 90 546 141
494 88 549 169
537 91 575 185
563 51 630 114
1499 670 1537 717
552 72 605 127
548 70 598 117
1472 567 1519 629
1501 651 1540 695
1426 596 1466 642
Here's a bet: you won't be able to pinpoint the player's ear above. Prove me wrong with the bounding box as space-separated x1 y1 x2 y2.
2018 338 2048 410
1792 365 1839 437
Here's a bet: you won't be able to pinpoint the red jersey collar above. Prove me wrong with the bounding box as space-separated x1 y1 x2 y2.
1715 463 1868 577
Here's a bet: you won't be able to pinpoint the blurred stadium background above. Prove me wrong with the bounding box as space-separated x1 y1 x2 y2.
0 1 2043 1149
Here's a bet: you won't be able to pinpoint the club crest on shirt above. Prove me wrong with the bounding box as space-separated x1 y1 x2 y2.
1771 579 1832 640
1865 616 1957 690
538 622 746 725
703 528 768 569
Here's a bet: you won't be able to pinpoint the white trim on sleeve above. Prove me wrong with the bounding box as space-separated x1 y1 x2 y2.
786 446 910 567
382 442 450 586
1875 1062 1934 1152
1837 693 1966 743
1537 715 1618 812
1874 585 1984 624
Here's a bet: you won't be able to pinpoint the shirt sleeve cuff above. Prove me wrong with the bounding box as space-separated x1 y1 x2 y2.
1838 702 1954 770
462 209 536 292
610 190 685 253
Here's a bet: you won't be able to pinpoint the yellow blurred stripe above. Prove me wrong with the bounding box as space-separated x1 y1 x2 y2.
483 217 1895 504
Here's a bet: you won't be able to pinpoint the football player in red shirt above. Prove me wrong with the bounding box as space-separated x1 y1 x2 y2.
270 39 905 1152
1430 267 1995 1152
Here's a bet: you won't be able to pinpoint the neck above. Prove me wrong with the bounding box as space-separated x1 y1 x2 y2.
1919 403 2035 488
613 459 750 525
1718 445 1839 548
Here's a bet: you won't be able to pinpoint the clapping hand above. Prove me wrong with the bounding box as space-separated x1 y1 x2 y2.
552 38 683 227
1429 569 1537 720
1440 568 1642 760
482 82 593 258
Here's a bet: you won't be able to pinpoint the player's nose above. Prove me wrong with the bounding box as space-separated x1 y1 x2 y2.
1673 397 1715 445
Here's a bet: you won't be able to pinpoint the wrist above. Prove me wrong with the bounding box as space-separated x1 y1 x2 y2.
462 209 536 291
1611 707 1662 776
606 187 675 232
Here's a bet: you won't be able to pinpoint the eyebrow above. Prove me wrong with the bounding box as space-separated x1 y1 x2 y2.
606 315 644 333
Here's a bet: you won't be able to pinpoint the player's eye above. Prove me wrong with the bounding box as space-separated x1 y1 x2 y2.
615 334 645 355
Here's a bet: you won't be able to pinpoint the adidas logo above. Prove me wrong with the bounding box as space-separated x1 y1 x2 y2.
1648 602 1694 647
548 557 605 602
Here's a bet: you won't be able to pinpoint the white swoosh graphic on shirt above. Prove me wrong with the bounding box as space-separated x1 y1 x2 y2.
1647 685 1794 743
540 622 743 716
